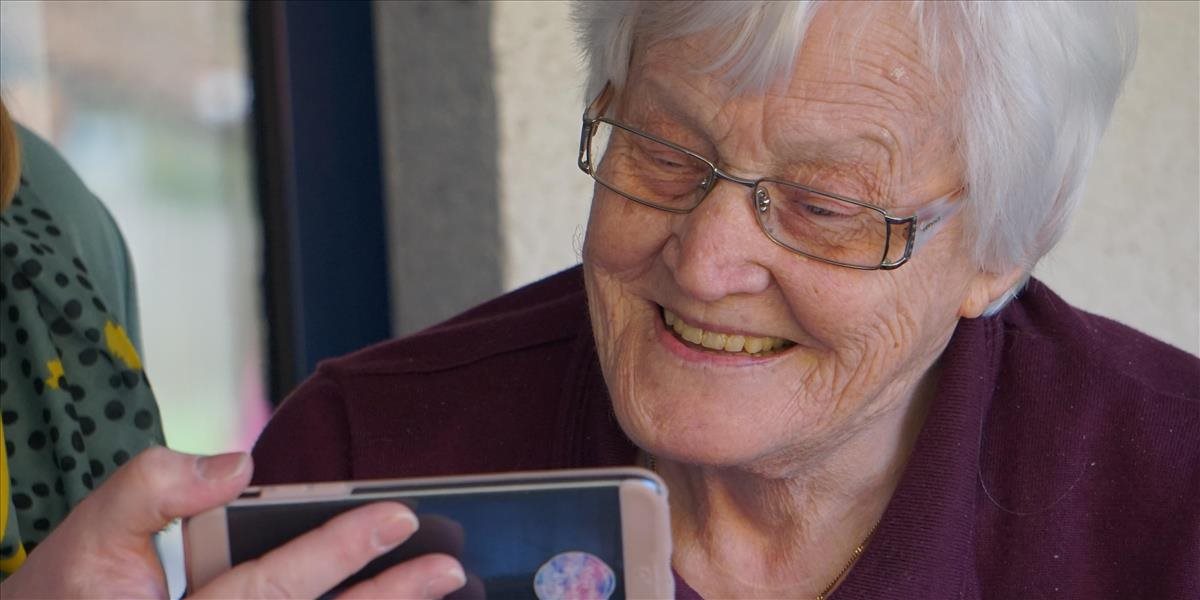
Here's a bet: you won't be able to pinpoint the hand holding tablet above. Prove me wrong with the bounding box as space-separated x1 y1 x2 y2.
184 468 673 599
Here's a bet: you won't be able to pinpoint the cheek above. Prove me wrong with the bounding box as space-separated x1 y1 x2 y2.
773 267 885 347
782 211 978 343
582 191 671 276
582 194 655 362
771 262 963 400
847 252 975 372
583 194 680 436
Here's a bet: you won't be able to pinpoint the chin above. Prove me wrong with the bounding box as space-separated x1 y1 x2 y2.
601 346 818 470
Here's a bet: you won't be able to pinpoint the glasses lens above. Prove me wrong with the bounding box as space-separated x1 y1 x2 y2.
589 121 711 212
755 181 890 268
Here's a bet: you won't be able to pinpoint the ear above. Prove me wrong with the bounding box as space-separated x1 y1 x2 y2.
958 267 1027 319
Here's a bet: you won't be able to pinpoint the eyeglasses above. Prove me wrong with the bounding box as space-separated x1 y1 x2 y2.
576 87 960 271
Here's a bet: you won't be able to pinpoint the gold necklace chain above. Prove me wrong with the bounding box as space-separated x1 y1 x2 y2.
646 454 880 600
813 518 879 600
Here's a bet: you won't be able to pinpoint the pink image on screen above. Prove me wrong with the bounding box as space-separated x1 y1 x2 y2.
533 551 617 600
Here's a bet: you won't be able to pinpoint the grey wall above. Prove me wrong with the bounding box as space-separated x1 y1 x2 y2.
374 1 502 335
1032 1 1199 356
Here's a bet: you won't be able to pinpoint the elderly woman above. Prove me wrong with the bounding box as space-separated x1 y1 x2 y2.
253 2 1198 598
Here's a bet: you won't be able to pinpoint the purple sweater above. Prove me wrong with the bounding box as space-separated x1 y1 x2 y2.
252 266 1200 599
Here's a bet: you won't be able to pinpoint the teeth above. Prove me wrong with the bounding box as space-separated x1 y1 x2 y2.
701 331 726 350
671 314 688 336
662 308 790 356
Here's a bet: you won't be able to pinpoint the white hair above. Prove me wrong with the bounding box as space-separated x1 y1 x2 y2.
572 1 1137 314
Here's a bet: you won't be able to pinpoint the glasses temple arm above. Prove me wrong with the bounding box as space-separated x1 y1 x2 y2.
909 195 962 253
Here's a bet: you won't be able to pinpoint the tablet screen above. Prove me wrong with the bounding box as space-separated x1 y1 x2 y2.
226 485 625 599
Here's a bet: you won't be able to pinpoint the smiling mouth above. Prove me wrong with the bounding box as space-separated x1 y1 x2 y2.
661 307 796 357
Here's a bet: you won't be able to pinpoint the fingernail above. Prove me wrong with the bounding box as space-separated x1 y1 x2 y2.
372 510 419 550
423 566 466 599
196 452 249 481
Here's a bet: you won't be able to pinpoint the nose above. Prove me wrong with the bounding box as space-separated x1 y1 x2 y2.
662 179 774 302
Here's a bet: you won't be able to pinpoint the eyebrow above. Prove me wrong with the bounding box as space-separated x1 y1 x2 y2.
626 73 905 202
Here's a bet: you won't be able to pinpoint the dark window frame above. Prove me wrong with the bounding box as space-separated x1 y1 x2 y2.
248 1 392 406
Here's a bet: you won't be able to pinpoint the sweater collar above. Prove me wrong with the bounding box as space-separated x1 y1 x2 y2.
823 313 998 598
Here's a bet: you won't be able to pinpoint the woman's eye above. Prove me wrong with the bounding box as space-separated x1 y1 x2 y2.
804 204 839 217
651 155 688 170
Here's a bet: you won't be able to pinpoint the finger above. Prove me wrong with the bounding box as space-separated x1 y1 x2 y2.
72 446 251 540
457 572 488 600
192 502 421 600
338 553 466 600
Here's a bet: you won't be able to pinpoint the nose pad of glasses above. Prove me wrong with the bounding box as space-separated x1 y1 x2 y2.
754 187 771 213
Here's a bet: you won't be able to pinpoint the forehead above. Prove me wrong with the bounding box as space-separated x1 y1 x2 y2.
621 3 959 198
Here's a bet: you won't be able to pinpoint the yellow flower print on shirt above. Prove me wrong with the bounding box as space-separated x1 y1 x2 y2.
104 321 142 370
45 359 65 390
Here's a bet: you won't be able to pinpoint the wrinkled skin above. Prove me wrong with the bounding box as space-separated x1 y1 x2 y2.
583 3 1018 597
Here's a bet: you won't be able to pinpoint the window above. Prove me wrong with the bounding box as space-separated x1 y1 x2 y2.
1 1 267 453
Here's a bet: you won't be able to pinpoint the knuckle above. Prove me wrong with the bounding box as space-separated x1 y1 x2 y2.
132 444 173 469
117 445 187 523
323 519 374 568
125 446 176 491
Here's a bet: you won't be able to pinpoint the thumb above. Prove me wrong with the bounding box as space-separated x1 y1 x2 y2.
76 446 253 539
4 448 253 599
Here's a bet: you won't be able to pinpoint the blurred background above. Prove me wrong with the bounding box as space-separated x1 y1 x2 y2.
1 0 1197 457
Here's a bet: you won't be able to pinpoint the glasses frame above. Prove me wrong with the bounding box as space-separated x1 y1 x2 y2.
576 85 960 271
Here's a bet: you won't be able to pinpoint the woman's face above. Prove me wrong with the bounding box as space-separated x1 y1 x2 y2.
583 5 1006 473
